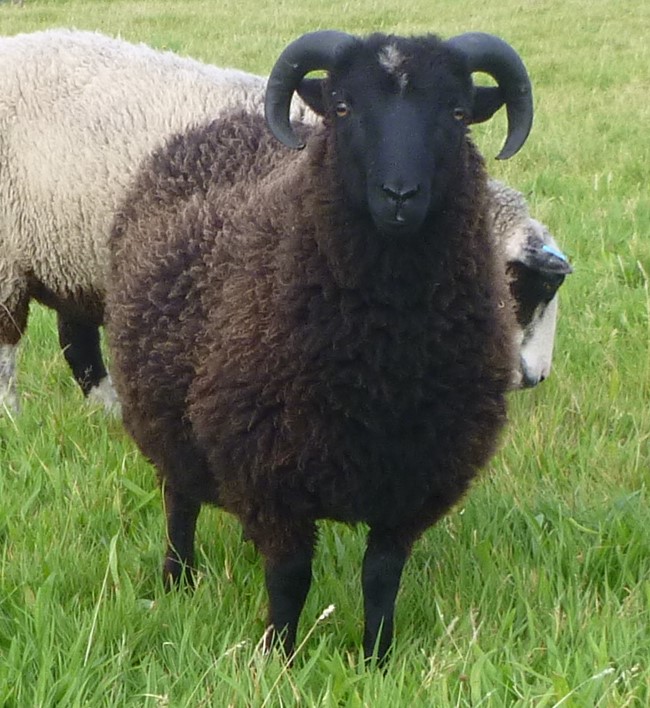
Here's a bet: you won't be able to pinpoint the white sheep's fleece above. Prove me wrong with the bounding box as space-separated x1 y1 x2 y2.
0 28 313 306
0 29 315 413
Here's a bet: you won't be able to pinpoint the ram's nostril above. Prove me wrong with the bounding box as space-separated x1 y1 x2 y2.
381 183 420 202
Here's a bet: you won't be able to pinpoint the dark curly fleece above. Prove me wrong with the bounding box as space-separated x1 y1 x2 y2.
108 107 515 658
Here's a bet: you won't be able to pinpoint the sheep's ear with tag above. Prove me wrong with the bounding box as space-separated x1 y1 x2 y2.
518 223 573 276
296 78 327 115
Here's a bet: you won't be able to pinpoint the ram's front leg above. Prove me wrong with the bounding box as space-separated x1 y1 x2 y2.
362 527 410 662
256 522 315 659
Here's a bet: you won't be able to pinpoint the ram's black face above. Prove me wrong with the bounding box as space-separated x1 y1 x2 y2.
268 31 533 236
325 38 474 237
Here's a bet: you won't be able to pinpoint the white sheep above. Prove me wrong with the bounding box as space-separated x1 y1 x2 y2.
487 179 572 388
0 28 312 413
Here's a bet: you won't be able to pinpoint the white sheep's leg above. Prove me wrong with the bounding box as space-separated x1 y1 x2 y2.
0 262 30 413
86 375 122 416
0 344 20 414
57 315 120 413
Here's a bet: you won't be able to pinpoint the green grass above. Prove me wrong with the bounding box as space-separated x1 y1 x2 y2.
1 0 649 704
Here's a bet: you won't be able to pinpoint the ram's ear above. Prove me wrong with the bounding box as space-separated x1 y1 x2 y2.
470 86 505 124
296 78 327 115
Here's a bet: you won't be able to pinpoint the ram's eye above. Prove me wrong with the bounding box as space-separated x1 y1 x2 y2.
453 107 466 122
335 101 350 118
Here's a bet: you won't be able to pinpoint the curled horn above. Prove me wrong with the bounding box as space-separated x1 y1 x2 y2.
265 30 358 149
447 32 534 159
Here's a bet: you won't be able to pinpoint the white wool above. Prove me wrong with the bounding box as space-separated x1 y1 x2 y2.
0 29 315 411
1 29 312 303
86 375 122 416
378 44 409 92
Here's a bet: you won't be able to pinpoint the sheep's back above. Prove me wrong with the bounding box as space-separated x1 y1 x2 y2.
0 29 311 303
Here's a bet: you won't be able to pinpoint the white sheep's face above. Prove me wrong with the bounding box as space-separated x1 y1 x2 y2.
506 221 572 389
512 295 559 389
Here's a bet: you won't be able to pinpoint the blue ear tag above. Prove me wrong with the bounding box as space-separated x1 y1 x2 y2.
542 244 569 262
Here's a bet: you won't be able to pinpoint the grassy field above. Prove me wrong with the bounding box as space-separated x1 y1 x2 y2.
1 0 648 705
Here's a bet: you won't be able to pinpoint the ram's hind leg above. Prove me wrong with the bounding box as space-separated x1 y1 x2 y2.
57 315 119 412
162 485 201 589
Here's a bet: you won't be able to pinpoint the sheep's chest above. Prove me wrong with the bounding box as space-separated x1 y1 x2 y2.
197 231 510 529
254 283 493 526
